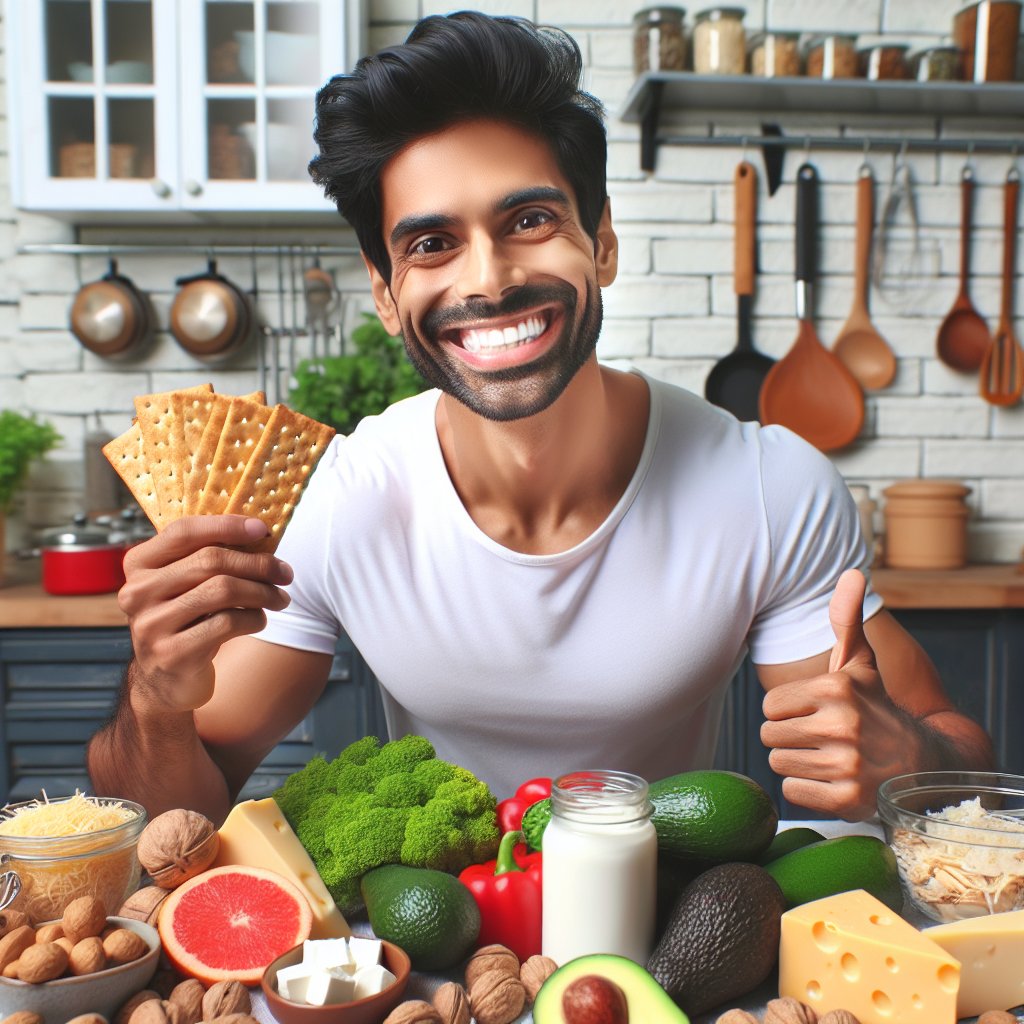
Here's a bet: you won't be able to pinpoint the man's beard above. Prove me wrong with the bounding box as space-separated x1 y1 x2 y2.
398 280 603 422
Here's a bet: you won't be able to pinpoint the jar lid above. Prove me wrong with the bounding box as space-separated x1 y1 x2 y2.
633 5 686 24
805 32 858 48
694 6 746 23
883 479 972 500
856 42 911 53
748 30 801 45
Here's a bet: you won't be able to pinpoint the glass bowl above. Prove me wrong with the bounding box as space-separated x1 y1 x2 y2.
0 796 147 923
877 771 1024 923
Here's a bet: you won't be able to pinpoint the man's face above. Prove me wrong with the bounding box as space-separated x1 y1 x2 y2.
368 119 618 422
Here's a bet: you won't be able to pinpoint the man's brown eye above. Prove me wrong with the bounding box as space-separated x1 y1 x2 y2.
414 237 448 255
517 211 550 230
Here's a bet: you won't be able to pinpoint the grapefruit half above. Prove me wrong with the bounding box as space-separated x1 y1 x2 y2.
158 864 313 985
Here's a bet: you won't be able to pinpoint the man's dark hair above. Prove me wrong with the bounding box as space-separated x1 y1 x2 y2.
309 10 608 282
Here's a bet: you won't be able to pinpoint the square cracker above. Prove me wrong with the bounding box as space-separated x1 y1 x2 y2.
102 421 165 529
223 404 335 552
195 394 274 516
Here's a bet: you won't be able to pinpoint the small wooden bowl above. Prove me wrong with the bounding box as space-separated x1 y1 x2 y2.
261 939 411 1024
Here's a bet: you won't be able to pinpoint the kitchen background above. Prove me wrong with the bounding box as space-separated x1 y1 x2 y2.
1 0 1024 565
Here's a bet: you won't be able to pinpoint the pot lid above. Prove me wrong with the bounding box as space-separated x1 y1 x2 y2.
882 479 972 499
39 512 124 549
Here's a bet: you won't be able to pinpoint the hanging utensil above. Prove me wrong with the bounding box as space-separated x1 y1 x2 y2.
937 163 991 373
169 258 253 364
303 254 336 371
832 165 896 390
0 868 22 913
873 147 929 313
759 162 864 451
69 258 153 359
979 166 1023 406
704 161 775 420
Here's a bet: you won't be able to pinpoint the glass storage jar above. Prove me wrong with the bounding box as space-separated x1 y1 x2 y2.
541 770 657 965
692 7 747 74
952 0 1022 81
858 43 912 79
633 7 688 73
910 45 962 80
805 33 859 78
749 30 802 76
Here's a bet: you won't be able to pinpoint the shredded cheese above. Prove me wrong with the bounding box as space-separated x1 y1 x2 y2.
0 791 136 837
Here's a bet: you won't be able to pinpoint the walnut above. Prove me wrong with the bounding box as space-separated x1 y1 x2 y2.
977 1014 1018 1024
167 978 205 1023
119 886 171 925
716 1012 760 1024
202 980 251 1017
103 927 149 965
203 1018 260 1024
113 990 161 1024
69 935 107 975
34 922 64 944
433 981 471 1024
62 895 108 943
0 1013 43 1024
2 961 19 978
0 925 37 972
520 954 558 1002
469 969 526 1024
0 909 29 938
765 996 818 1024
55 936 74 956
128 1003 185 1024
382 1002 443 1024
65 1016 109 1024
464 943 519 988
15 941 70 983
818 1013 860 1024
137 809 219 889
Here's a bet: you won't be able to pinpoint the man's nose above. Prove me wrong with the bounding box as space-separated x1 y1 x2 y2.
454 235 527 301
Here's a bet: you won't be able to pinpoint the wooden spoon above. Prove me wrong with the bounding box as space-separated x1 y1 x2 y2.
759 163 864 452
980 167 1024 406
936 165 990 373
832 166 896 390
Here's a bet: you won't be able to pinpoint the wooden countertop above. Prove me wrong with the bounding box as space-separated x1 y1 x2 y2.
2 562 1024 629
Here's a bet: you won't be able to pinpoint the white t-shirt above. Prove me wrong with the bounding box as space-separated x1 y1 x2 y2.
258 374 881 798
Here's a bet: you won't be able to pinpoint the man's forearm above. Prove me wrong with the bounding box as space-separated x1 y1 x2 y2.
912 708 997 774
87 663 232 823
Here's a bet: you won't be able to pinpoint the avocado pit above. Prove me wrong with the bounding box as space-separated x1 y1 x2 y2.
563 974 629 1024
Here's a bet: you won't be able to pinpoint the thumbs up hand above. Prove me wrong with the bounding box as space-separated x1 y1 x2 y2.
760 569 916 821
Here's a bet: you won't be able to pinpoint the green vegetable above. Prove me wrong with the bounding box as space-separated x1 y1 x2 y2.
288 313 429 435
521 796 552 851
0 411 61 511
274 734 500 914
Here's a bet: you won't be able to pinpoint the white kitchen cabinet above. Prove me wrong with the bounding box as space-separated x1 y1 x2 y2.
6 0 365 216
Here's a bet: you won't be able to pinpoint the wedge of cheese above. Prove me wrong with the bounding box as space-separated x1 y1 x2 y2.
779 889 960 1024
214 797 351 939
925 908 1024 1018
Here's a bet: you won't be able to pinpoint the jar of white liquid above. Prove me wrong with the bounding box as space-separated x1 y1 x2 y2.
541 770 658 966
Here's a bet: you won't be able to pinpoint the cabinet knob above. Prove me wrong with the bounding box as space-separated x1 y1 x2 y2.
150 179 172 198
184 179 203 197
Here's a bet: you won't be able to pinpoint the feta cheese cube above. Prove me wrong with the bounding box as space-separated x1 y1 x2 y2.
353 963 397 1000
302 937 354 971
347 936 383 970
305 966 358 1006
276 962 316 1003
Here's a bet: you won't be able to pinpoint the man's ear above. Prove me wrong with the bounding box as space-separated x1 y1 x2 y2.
594 198 618 288
363 253 402 335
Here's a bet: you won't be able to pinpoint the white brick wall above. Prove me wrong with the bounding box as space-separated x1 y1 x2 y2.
1 0 1023 564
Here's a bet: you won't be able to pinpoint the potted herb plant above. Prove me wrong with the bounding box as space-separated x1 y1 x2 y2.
0 410 61 581
288 313 428 435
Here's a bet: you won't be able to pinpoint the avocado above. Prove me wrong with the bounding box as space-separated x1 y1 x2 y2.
647 861 786 1017
655 852 698 942
360 863 480 970
756 826 826 865
763 834 903 911
533 953 689 1023
648 770 778 865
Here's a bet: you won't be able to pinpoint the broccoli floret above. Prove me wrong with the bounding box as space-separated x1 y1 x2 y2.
273 733 500 915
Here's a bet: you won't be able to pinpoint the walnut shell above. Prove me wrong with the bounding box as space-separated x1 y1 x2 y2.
716 1011 760 1024
0 1013 44 1024
128 1002 185 1024
62 895 108 943
464 944 519 988
202 979 251 1018
433 981 471 1024
69 935 107 976
168 978 205 1024
765 997 818 1024
204 1018 260 1024
0 910 29 938
113 989 161 1024
976 1015 1017 1024
0 926 35 973
818 1013 861 1024
137 810 219 889
33 922 64 944
468 970 526 1024
382 1002 443 1024
103 927 149 965
16 941 69 983
65 1016 109 1024
519 954 558 1002
119 886 171 925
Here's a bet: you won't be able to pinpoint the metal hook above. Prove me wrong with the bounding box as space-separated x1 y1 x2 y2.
741 136 749 163
803 135 811 159
859 137 871 177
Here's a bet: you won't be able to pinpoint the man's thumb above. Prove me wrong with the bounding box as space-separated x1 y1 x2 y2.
828 568 875 673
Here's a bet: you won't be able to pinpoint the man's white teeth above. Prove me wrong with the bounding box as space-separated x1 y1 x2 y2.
461 315 547 353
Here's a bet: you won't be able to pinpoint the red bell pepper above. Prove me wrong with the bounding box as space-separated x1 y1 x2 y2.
458 830 542 963
496 777 551 833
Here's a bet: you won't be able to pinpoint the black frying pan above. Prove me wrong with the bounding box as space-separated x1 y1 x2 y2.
704 161 775 422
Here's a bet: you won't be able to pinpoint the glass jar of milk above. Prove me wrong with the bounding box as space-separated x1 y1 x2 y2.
541 770 658 966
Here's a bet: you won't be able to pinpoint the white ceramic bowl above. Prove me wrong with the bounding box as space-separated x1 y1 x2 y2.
106 60 152 83
0 917 159 1024
235 30 318 85
68 61 93 82
236 122 311 180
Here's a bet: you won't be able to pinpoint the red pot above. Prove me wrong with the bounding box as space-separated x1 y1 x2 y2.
39 514 126 595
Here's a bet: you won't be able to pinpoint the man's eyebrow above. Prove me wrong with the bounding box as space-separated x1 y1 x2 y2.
496 186 571 212
390 213 459 249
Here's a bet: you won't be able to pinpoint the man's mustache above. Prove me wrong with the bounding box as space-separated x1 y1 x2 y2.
421 283 576 338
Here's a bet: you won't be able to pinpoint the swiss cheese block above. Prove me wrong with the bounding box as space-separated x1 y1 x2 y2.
213 797 351 940
778 889 960 1024
925 908 1024 1018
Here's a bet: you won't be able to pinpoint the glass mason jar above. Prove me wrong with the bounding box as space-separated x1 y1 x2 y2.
692 6 747 74
541 770 658 966
748 30 803 77
633 7 688 74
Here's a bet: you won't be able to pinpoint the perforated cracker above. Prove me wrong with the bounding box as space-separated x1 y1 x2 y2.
102 421 164 529
195 394 274 516
223 404 335 552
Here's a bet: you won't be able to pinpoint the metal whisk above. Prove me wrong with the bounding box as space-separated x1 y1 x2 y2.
0 867 22 912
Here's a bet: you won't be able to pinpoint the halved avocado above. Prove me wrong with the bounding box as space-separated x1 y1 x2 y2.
533 953 690 1023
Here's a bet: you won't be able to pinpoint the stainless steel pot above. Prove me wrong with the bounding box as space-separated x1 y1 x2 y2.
69 259 153 359
170 259 253 363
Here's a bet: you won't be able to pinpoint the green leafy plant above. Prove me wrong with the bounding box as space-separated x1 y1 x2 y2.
0 411 61 512
288 314 428 435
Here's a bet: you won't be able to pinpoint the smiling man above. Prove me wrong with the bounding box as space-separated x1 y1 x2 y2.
88 12 993 823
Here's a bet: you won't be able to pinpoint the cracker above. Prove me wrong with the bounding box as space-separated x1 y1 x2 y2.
102 421 164 529
223 404 335 552
195 394 274 516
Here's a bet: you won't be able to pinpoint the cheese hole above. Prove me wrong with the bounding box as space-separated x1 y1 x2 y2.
885 956 899 973
812 921 840 953
871 990 893 1015
869 913 893 926
805 980 822 1001
912 994 923 1009
840 952 860 981
937 964 959 992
